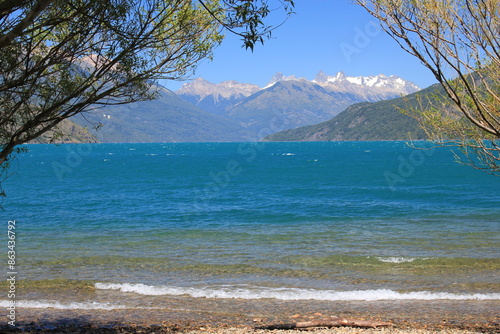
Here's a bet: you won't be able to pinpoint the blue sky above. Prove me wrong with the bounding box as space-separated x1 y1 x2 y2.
164 0 437 91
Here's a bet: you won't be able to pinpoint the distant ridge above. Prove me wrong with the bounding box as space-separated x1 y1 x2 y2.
50 70 424 143
263 83 444 142
71 86 254 143
30 119 98 144
176 71 421 137
176 78 260 116
266 70 420 99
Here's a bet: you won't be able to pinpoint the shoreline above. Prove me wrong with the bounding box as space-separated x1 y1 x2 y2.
2 298 498 333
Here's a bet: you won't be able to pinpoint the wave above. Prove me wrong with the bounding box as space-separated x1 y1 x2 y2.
95 283 500 301
374 256 433 263
0 300 129 310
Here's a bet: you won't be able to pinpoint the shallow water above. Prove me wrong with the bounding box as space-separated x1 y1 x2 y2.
1 141 499 310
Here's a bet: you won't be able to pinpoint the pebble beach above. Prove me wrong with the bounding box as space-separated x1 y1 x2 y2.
2 297 498 333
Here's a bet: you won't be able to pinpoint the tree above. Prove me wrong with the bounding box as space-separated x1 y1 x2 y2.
356 0 500 174
0 0 294 201
0 0 294 165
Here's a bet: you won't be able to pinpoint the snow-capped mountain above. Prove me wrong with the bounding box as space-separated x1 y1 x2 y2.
179 71 420 105
266 71 420 101
175 71 421 138
177 78 260 102
176 78 261 116
313 71 420 96
65 70 426 143
264 72 306 88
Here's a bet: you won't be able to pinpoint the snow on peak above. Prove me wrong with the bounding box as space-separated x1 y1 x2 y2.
177 78 260 99
335 71 346 80
311 71 420 95
264 72 309 89
178 71 420 101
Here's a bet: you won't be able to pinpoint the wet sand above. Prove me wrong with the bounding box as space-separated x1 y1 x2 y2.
2 297 498 333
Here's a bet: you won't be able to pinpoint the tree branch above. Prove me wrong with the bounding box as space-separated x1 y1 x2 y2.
0 0 53 48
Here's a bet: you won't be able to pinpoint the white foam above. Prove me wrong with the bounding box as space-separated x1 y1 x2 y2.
0 300 129 310
375 257 434 263
376 257 416 263
95 283 500 301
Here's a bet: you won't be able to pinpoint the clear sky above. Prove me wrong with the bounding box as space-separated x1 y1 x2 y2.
163 0 438 91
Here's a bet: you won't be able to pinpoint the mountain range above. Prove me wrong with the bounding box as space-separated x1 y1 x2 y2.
267 71 419 97
71 87 254 143
264 83 445 142
60 71 422 143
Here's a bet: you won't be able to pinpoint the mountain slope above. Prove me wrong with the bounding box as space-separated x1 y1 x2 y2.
263 84 442 142
227 80 365 134
265 71 420 97
30 119 99 144
57 71 423 143
71 86 254 143
176 72 421 139
313 71 420 102
176 78 260 116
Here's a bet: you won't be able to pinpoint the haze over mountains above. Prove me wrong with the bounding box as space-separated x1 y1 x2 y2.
66 71 422 143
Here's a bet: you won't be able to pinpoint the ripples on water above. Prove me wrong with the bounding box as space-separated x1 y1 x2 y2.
2 142 499 308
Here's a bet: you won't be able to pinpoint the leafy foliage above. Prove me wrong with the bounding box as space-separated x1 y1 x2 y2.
356 0 500 174
0 0 225 163
0 0 294 208
199 0 295 50
0 0 294 167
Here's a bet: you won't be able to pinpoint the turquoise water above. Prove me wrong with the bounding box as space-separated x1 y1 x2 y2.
1 141 499 309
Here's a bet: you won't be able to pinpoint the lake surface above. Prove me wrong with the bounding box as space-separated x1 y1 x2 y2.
1 141 499 310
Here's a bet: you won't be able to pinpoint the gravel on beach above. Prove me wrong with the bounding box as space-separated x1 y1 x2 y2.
0 323 497 334
1 298 498 334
